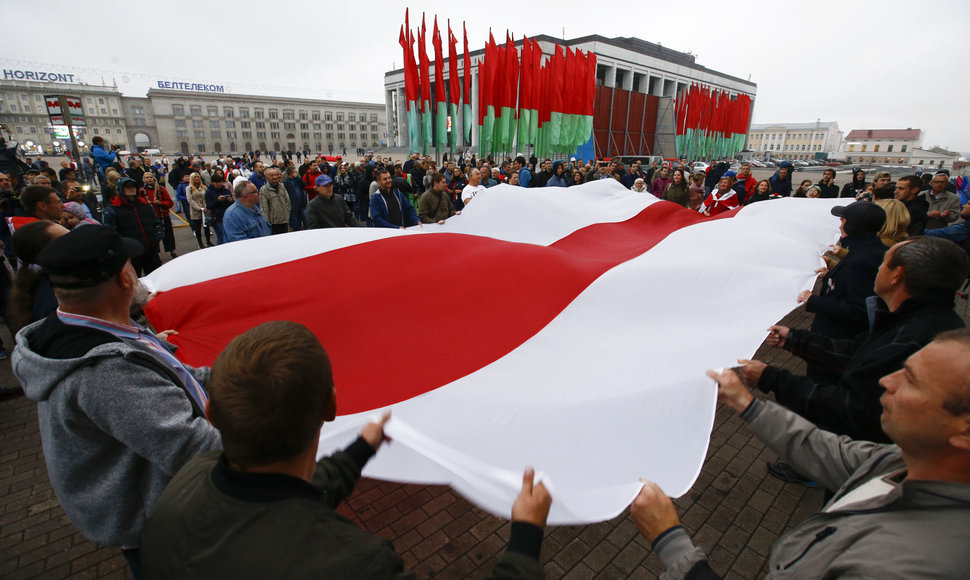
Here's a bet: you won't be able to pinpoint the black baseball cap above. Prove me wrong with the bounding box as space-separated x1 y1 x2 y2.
37 226 144 288
831 201 886 236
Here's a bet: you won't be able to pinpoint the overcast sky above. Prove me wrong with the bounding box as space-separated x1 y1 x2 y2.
4 0 968 152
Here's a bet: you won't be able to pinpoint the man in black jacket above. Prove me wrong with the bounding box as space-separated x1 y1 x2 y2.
895 175 929 236
112 178 161 275
141 321 551 579
799 202 887 343
738 236 969 446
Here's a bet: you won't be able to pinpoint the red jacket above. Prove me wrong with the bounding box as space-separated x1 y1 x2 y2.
140 185 174 218
303 169 322 200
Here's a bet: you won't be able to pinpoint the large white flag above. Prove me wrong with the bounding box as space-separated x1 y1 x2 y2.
143 180 842 524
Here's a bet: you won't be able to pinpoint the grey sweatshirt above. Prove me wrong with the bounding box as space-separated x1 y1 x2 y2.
12 317 221 547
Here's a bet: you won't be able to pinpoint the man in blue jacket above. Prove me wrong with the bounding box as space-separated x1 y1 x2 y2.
90 136 118 178
370 169 419 229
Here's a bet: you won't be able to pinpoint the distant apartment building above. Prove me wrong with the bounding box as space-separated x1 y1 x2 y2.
746 121 842 161
840 129 922 165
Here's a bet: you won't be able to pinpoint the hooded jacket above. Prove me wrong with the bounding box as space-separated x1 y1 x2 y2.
112 178 160 252
11 314 221 547
840 169 868 199
768 162 794 197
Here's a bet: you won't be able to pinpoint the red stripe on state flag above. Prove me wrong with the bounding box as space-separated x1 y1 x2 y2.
145 203 736 416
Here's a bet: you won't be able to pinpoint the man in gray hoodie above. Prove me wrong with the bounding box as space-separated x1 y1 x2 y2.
11 225 221 578
628 330 970 578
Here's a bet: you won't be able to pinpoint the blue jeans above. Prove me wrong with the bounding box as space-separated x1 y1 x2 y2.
213 220 226 245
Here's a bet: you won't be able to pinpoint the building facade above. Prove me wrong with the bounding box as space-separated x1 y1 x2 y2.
0 79 129 155
1 77 388 158
746 121 842 161
840 129 923 165
147 89 386 156
909 147 959 171
383 34 756 157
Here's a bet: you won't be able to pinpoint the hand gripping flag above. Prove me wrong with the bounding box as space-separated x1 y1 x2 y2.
143 181 843 524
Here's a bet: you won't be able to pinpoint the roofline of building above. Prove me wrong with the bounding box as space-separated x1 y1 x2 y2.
384 33 756 88
145 88 384 108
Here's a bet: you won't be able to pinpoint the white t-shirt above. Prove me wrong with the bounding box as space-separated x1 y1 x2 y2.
462 183 487 203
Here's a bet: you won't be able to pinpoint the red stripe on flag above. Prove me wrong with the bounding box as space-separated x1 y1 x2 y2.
145 203 735 415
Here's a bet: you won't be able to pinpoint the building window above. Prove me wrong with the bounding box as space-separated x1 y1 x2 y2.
312 123 321 130
337 124 344 131
98 98 105 105
326 132 334 139
224 107 234 117
301 132 310 139
239 108 249 118
257 131 266 138
270 122 280 130
269 110 278 119
209 120 220 128
271 131 280 139
132 106 144 115
112 108 118 115
861 145 867 152
190 105 202 116
337 132 345 140
256 121 265 129
176 129 188 138
192 120 204 128
207 106 218 116
283 110 294 120
312 111 320 121
254 109 264 119
848 145 855 152
348 114 356 122
887 145 893 152
325 112 333 121
241 121 251 128
198 143 205 152
299 111 308 120
175 119 187 127
225 120 235 128
100 108 107 115
226 130 237 138
242 131 252 138
370 114 377 122
336 113 344 121
874 145 880 152
284 122 295 130
194 130 205 138
211 131 221 138
902 145 908 152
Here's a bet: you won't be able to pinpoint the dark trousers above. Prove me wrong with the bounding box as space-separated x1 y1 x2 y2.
160 215 175 252
122 548 142 580
132 250 161 276
271 223 289 235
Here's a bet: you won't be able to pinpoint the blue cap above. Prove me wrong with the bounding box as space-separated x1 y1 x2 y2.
722 170 737 178
315 174 333 187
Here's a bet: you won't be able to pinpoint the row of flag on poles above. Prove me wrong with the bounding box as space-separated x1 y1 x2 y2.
398 10 598 158
673 84 752 161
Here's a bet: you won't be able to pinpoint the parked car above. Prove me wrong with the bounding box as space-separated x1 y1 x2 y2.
691 161 710 173
824 160 843 166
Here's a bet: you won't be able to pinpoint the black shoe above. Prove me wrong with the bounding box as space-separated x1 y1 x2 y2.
766 461 819 487
169 251 178 259
0 385 24 399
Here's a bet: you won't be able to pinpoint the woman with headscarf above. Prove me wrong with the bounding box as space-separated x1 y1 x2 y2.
631 178 648 193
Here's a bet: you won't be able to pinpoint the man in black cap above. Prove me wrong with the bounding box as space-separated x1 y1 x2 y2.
736 236 967 463
797 201 887 344
11 225 221 578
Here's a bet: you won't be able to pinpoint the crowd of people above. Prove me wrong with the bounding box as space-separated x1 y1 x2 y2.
2 138 970 578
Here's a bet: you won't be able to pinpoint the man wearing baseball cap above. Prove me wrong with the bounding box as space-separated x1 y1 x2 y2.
306 174 362 229
11 225 221 577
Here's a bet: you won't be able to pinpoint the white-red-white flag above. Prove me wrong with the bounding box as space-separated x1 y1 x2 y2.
143 180 841 524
